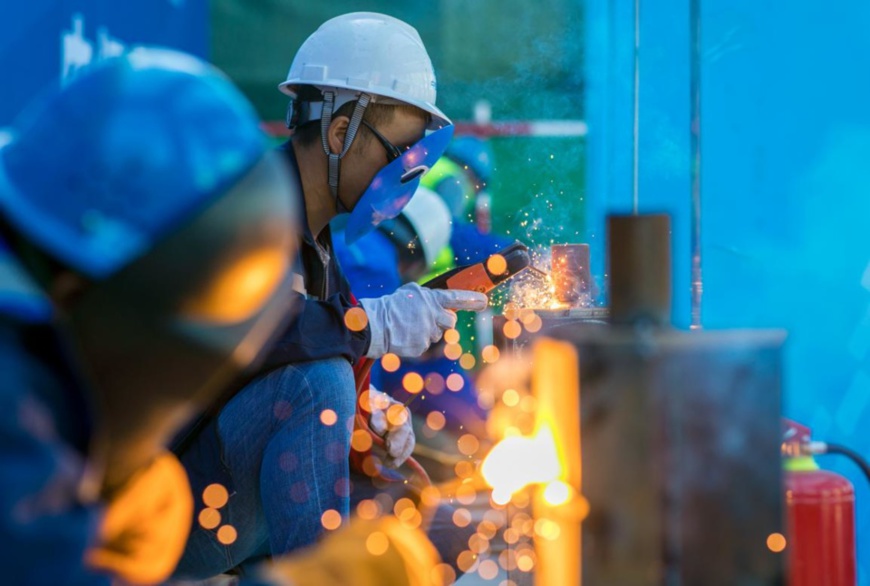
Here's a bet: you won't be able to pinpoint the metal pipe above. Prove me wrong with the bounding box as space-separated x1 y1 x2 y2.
689 0 703 329
632 0 641 215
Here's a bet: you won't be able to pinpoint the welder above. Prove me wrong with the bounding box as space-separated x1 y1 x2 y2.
172 12 489 580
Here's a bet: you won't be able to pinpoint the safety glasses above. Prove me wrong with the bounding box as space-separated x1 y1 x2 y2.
361 120 405 163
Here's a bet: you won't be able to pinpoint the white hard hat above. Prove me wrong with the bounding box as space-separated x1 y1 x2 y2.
279 12 450 129
401 185 452 268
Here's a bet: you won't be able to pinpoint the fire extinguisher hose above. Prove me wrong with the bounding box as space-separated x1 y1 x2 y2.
803 441 870 485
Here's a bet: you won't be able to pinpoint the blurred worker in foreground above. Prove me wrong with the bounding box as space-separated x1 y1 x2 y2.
0 47 299 584
0 48 445 586
172 12 488 580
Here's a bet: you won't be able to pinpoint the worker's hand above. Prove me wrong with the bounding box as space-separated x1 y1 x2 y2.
368 388 415 468
360 282 487 358
263 515 443 586
85 451 193 585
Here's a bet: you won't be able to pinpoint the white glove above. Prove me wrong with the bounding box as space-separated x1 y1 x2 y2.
368 388 416 469
360 282 488 358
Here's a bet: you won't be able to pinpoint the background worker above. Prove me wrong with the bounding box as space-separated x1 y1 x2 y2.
333 185 453 297
172 12 488 580
0 48 301 585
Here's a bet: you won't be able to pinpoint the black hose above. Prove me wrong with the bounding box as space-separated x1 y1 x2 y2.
822 443 870 486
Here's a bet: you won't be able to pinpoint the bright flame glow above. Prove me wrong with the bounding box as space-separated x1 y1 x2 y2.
480 425 561 502
542 480 572 505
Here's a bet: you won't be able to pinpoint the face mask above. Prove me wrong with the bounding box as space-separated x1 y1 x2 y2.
344 125 454 244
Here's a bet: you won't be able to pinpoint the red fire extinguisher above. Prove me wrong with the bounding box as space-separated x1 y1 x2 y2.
782 419 856 586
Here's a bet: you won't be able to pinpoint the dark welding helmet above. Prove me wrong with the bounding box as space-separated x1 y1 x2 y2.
0 48 299 409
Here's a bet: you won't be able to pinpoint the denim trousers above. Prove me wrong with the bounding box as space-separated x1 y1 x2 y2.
172 357 356 579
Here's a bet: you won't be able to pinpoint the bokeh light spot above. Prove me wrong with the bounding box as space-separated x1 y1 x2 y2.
402 372 424 394
446 373 465 391
457 550 479 573
366 531 390 556
459 353 477 370
217 524 237 545
457 433 481 456
478 559 499 580
381 353 401 372
420 486 442 508
351 429 374 452
481 345 501 363
486 254 508 276
452 508 472 528
444 328 461 345
356 499 380 520
455 460 475 479
426 411 446 431
503 320 522 339
198 507 221 530
767 532 787 553
425 373 445 394
444 343 463 360
386 404 409 426
320 409 337 426
468 533 489 554
344 307 369 332
202 483 229 509
321 509 342 531
524 314 543 333
431 564 457 586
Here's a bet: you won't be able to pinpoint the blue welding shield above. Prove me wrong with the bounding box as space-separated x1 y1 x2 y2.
344 124 454 244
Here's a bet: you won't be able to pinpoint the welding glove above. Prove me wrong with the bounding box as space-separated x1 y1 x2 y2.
360 282 488 358
368 388 415 468
85 451 193 585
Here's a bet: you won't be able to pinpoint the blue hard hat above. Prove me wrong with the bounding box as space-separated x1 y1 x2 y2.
0 48 269 279
445 135 495 183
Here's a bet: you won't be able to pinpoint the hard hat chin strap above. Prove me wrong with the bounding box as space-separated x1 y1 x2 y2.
319 90 372 213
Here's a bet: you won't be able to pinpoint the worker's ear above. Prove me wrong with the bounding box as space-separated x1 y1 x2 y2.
327 116 349 155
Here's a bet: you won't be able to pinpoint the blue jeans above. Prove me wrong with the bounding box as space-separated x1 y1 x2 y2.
173 357 356 579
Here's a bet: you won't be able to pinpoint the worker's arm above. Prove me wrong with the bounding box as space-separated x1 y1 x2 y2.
260 290 372 367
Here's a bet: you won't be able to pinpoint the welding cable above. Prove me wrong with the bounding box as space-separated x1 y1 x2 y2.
354 357 432 487
802 441 870 486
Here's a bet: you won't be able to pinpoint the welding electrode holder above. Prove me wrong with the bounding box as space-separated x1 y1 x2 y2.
422 241 532 293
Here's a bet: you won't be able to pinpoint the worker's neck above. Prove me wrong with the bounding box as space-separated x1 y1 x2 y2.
293 141 337 238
